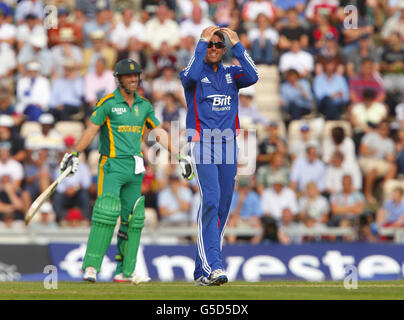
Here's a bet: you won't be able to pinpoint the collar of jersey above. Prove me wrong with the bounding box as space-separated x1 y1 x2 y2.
203 60 224 73
113 88 143 105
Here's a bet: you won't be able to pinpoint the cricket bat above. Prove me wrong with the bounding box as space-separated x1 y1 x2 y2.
25 166 72 226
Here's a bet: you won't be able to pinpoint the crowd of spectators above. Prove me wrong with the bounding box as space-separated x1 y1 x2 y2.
0 0 403 245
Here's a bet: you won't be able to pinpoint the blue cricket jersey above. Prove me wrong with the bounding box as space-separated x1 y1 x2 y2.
180 41 259 142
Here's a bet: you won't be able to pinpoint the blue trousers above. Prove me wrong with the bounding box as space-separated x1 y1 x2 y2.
190 140 238 279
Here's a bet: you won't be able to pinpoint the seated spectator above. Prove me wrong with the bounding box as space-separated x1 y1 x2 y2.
241 0 277 25
277 207 304 244
346 33 380 78
16 13 46 50
238 85 269 126
52 138 92 222
27 201 59 231
279 39 314 78
84 57 116 108
0 40 17 92
50 28 83 78
349 58 386 104
349 87 388 150
304 0 339 23
289 123 320 162
280 68 314 120
273 0 306 19
329 174 366 232
278 7 309 52
312 12 339 50
179 4 213 46
322 126 356 165
375 187 404 233
82 8 111 49
313 59 349 120
154 92 186 132
17 33 53 77
14 0 43 25
290 144 326 193
148 42 178 79
49 59 85 121
110 8 145 60
15 60 51 121
82 30 117 75
227 177 263 244
298 181 330 238
0 115 26 163
145 2 180 52
314 32 345 76
359 120 397 204
177 35 196 71
247 13 278 65
256 121 288 166
0 89 22 126
76 0 112 22
380 32 404 110
47 6 83 47
152 64 185 107
380 0 404 41
0 174 29 225
261 173 299 223
60 208 90 228
0 6 16 47
157 173 192 226
0 142 24 191
256 151 289 194
325 151 362 194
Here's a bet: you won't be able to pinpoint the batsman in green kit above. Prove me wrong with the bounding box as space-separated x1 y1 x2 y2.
60 59 192 283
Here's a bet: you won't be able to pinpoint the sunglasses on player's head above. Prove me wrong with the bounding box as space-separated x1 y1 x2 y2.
208 41 225 49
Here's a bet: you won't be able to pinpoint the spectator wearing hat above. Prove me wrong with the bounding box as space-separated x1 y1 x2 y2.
261 173 299 224
111 8 145 60
14 0 44 25
50 28 83 78
17 32 53 77
49 59 85 121
52 136 92 222
82 29 117 75
346 33 380 78
289 123 320 162
257 121 288 166
227 177 263 244
84 56 116 108
47 7 83 48
359 120 397 204
290 144 327 193
279 39 314 78
145 1 180 52
27 201 59 231
314 32 345 76
349 87 388 150
0 7 16 47
238 85 269 126
157 173 193 226
0 115 26 162
313 58 349 120
60 208 90 228
349 58 386 104
280 68 314 120
16 60 51 121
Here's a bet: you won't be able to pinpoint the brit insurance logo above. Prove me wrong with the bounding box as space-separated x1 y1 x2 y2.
207 94 231 111
112 107 127 115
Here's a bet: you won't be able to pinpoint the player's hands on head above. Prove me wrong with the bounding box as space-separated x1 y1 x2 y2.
200 25 221 42
60 151 80 176
220 27 240 46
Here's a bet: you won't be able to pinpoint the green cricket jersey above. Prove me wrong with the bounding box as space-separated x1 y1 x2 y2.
90 88 160 158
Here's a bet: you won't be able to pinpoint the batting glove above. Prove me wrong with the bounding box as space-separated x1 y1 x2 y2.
178 155 194 180
60 151 80 176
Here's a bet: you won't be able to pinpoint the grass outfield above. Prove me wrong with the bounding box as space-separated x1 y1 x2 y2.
1 281 404 300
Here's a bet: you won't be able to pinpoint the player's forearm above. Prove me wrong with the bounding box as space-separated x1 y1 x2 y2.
74 122 100 153
153 127 179 157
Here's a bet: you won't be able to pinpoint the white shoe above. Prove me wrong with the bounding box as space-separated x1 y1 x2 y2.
113 273 132 283
194 276 211 286
132 273 151 285
83 266 97 282
209 269 228 286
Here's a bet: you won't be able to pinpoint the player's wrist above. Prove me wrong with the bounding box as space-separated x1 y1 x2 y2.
200 37 209 43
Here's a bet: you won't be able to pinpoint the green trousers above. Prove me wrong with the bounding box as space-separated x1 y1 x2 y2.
82 155 145 275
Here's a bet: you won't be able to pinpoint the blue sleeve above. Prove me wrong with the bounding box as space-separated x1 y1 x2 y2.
230 42 259 88
180 41 208 89
313 76 325 101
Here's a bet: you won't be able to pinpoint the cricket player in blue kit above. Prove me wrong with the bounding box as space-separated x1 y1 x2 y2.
179 26 259 286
